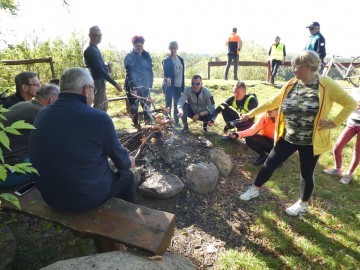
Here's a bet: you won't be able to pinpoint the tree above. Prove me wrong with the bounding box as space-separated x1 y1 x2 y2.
0 106 38 209
0 0 18 15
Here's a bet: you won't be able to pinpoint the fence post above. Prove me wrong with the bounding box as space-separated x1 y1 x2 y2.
267 61 271 82
48 57 56 79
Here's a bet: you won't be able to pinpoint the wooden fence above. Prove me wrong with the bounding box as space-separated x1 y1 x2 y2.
1 57 56 79
208 60 292 80
208 60 355 81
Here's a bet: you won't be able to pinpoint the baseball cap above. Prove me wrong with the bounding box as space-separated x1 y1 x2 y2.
232 27 237 32
306 22 320 28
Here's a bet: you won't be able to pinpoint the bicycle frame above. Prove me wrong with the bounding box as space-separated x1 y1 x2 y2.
322 55 360 87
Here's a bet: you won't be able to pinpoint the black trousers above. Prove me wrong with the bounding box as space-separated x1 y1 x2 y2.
270 59 282 81
105 169 136 204
245 134 274 157
221 106 253 131
254 138 319 201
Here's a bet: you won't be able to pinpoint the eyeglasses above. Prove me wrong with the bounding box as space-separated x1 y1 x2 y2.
170 47 178 50
87 85 96 91
292 65 304 72
192 82 201 86
91 34 102 37
308 27 315 31
27 83 41 88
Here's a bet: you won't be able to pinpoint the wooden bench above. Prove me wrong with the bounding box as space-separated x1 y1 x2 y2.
0 186 175 255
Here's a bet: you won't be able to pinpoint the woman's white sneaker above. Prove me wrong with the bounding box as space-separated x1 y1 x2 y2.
239 185 259 201
285 200 308 216
340 174 352 184
323 168 341 176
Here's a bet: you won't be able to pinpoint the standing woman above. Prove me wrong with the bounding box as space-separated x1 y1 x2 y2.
323 87 360 184
238 50 356 216
124 35 154 128
162 41 185 127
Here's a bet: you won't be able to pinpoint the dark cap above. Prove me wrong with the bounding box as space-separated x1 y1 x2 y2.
306 21 320 28
232 27 237 32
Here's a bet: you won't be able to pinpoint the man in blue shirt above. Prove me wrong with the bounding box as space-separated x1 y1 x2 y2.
305 22 326 67
84 25 123 112
29 68 135 212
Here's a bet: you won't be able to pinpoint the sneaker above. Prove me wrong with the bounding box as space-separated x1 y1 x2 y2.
340 174 352 184
323 168 342 176
285 200 308 216
239 185 259 201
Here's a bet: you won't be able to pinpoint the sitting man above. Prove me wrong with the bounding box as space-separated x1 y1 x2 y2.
208 81 258 138
228 108 278 165
0 84 60 187
177 74 215 132
2 71 41 109
29 67 136 212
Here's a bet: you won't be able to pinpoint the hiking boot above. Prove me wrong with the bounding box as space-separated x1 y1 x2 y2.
252 154 268 165
323 168 342 176
239 185 259 201
340 173 352 184
285 200 308 216
181 125 189 133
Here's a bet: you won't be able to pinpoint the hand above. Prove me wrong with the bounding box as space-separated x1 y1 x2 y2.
115 83 122 92
208 120 214 127
240 114 249 121
129 155 136 168
192 113 200 122
318 120 336 130
178 110 183 118
227 132 237 139
130 89 137 96
166 78 171 86
146 98 155 103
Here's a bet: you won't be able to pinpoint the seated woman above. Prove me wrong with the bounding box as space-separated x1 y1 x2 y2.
228 109 278 165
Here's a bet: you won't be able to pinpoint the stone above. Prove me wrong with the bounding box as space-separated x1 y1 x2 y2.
185 162 219 194
139 172 184 199
209 148 234 177
41 251 196 270
0 226 16 270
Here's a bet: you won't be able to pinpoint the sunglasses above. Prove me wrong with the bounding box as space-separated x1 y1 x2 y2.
192 82 201 86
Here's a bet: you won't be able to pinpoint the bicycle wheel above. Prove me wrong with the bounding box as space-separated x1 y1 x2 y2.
347 64 360 87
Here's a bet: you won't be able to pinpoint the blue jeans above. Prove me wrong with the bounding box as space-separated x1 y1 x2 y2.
224 54 239 79
0 158 32 187
165 86 182 124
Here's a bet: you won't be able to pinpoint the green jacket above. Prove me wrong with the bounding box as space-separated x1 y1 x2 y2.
247 76 357 155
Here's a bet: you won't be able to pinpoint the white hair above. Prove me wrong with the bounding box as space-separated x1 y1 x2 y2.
59 68 93 93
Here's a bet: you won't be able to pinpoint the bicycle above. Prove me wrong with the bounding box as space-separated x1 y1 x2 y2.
322 55 360 87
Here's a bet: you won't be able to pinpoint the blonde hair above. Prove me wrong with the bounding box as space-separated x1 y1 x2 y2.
291 50 320 72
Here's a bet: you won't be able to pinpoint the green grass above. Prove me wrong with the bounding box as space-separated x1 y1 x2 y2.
106 79 359 269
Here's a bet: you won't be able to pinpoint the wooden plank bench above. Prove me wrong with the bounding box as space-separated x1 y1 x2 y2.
0 186 175 255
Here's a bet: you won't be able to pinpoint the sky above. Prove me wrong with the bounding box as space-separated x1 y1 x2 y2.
1 0 359 58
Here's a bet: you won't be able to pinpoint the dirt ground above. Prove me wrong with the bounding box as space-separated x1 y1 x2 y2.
4 137 265 270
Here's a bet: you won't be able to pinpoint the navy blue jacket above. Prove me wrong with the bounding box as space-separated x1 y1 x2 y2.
83 43 117 86
162 56 185 90
29 93 131 212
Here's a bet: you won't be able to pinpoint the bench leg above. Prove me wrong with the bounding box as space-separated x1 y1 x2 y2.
93 237 127 253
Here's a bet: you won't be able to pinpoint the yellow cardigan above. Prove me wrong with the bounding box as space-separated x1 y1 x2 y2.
247 76 357 155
